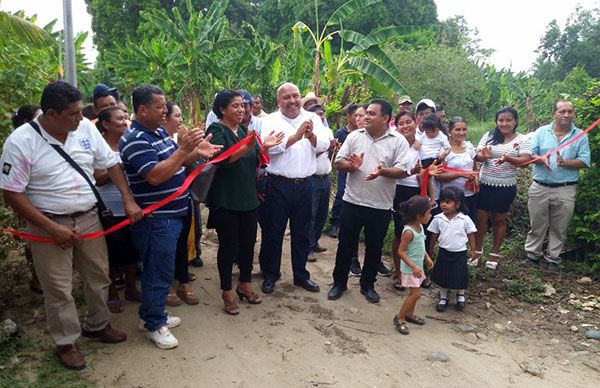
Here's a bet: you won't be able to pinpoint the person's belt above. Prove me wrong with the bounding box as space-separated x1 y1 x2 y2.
533 179 578 188
313 173 329 179
269 174 309 184
43 205 97 219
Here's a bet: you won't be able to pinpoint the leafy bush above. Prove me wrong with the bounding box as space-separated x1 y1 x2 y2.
569 81 600 272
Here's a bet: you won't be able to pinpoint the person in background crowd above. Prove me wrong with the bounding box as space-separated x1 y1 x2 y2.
328 99 410 304
523 100 590 271
251 94 268 118
239 89 262 134
474 106 532 270
391 111 423 292
92 83 119 117
1 81 142 369
82 104 97 121
435 117 478 221
258 83 329 294
397 95 413 113
435 103 447 133
162 101 200 306
11 104 43 294
120 84 221 350
94 107 142 313
306 104 338 262
414 98 436 133
206 90 283 314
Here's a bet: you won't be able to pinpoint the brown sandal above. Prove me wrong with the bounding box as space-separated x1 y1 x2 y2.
177 288 200 305
236 286 262 304
222 292 240 315
166 290 182 306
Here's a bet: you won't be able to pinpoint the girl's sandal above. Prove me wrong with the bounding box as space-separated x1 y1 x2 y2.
392 275 405 291
485 253 500 270
393 315 409 335
405 315 426 325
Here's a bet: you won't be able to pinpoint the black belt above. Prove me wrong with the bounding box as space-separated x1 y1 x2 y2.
312 174 329 179
43 205 97 219
534 180 578 188
269 174 309 184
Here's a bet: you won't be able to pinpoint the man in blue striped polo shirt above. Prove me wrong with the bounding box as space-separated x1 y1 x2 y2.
120 84 220 349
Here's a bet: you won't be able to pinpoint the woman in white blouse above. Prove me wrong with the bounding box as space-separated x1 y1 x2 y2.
473 107 532 269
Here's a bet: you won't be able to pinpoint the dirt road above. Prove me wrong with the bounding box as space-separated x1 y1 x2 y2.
89 229 599 388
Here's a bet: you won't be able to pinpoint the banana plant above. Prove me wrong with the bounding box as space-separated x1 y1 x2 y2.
292 0 380 96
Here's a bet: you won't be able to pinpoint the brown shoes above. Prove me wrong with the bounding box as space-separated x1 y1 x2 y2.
82 323 127 343
56 344 85 370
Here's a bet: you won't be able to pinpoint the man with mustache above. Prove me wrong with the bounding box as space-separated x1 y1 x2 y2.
258 83 329 294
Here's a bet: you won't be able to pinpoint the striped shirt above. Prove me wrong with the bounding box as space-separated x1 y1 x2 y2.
120 120 188 217
477 131 532 187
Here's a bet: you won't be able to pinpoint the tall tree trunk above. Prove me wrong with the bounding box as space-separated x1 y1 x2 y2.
312 48 320 95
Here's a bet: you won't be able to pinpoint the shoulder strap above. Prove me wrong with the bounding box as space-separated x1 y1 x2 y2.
29 121 108 210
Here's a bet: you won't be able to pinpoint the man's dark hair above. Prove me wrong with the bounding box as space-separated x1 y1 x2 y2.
82 104 97 121
212 90 243 119
345 103 359 116
40 81 82 114
369 99 393 122
132 84 164 114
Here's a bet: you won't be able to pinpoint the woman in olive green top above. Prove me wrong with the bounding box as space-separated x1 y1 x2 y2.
207 90 283 315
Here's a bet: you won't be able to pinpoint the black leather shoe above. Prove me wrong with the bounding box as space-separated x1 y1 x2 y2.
261 278 276 294
293 278 320 292
313 244 327 253
360 288 380 303
327 285 347 300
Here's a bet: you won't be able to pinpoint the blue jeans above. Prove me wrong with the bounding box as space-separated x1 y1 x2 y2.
330 171 347 228
258 175 313 282
309 174 331 250
130 216 183 331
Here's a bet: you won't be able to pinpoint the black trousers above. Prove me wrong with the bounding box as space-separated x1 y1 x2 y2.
333 201 391 289
212 207 258 291
174 203 192 283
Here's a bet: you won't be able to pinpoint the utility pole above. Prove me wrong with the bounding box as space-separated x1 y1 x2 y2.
62 0 77 86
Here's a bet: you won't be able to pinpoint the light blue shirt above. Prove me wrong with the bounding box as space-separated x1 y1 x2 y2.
531 122 590 184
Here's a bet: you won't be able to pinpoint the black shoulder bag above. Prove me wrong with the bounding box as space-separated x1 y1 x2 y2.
30 121 116 231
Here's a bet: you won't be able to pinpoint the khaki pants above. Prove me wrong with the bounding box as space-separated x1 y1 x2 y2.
28 209 111 346
524 181 576 263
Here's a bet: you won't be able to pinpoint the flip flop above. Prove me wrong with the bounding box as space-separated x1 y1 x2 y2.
405 315 426 325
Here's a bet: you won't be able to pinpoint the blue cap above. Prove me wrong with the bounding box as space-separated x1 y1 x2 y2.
93 83 117 102
238 89 252 104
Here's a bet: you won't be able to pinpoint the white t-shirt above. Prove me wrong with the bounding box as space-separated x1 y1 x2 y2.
395 145 420 187
262 109 329 179
440 142 476 197
0 117 118 214
418 131 449 160
427 212 477 252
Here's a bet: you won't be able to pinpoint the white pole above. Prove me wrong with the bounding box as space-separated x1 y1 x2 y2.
63 0 77 86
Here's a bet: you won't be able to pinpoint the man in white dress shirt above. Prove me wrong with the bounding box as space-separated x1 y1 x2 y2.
258 83 329 294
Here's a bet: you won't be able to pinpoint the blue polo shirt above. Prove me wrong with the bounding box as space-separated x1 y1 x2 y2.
531 122 591 184
120 120 188 217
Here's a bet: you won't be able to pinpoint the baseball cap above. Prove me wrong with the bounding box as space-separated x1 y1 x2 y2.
397 95 412 104
238 89 252 104
93 83 117 101
415 98 436 113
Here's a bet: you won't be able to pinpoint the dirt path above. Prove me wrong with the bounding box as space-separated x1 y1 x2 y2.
89 229 599 388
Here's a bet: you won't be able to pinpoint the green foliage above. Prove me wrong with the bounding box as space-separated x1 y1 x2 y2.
569 81 600 271
501 272 545 304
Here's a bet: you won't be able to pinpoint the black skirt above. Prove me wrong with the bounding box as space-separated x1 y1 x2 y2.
431 248 468 289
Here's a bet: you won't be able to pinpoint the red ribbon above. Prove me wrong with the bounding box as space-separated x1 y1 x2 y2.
2 133 259 243
420 117 600 197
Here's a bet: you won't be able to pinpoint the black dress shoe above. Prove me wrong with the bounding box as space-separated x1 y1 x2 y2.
327 285 347 300
293 278 320 292
360 288 380 303
313 244 327 253
261 278 276 294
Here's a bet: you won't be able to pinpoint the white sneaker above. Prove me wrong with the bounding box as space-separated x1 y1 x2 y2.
147 326 178 349
138 315 182 331
485 261 498 270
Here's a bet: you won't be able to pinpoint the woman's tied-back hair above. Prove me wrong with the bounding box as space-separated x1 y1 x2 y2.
398 195 431 223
